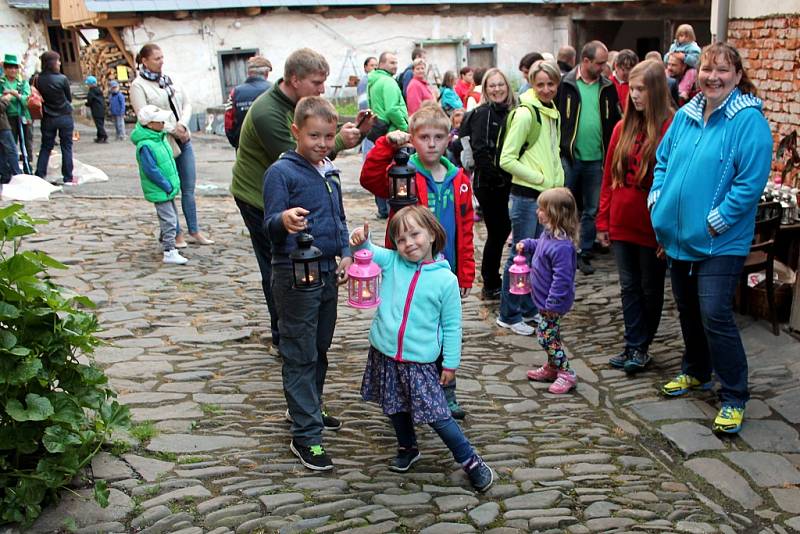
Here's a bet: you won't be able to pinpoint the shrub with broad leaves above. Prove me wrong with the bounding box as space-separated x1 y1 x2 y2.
0 204 130 526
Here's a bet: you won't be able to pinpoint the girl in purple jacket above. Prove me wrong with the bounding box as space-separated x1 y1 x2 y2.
516 187 579 394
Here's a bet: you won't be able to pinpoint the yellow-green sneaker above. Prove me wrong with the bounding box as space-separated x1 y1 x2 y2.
661 373 713 397
713 405 744 434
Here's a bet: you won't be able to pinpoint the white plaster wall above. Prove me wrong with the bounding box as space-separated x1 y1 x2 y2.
123 9 556 111
0 3 49 78
730 0 800 18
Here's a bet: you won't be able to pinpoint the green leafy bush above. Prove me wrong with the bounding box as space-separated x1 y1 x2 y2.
0 204 130 526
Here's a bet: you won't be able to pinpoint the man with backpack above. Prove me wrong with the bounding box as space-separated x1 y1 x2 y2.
397 47 426 98
224 55 272 149
555 40 621 275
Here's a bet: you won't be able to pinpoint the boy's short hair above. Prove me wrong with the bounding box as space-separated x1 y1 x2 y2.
615 49 639 69
388 205 447 258
459 66 473 77
293 96 338 128
409 102 450 135
284 48 329 81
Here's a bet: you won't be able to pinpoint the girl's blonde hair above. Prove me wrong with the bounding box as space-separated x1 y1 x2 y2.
388 205 447 258
479 68 516 108
676 24 696 41
537 188 579 246
610 59 674 188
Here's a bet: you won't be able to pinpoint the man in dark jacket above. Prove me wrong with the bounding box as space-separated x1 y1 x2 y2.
224 55 272 149
35 51 75 184
555 40 621 274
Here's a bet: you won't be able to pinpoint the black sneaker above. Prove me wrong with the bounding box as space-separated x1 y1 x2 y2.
624 349 652 374
285 408 342 431
463 455 494 492
321 409 342 431
608 349 630 369
480 287 502 301
577 254 595 275
290 440 333 471
389 448 421 472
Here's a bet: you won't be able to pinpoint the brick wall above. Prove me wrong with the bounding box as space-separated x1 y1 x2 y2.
728 15 799 182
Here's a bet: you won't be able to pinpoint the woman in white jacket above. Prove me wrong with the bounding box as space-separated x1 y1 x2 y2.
130 43 213 247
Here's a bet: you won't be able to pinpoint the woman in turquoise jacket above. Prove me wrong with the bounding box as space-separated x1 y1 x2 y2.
648 43 773 435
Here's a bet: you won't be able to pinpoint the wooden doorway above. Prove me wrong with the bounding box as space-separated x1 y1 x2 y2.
468 44 497 70
217 48 258 100
48 26 81 80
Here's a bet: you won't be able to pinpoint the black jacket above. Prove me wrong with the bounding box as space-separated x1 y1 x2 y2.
461 102 512 190
35 72 72 118
226 76 271 148
86 86 105 118
555 67 621 161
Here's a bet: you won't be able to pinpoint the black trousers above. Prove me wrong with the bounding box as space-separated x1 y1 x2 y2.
93 116 107 141
474 185 511 292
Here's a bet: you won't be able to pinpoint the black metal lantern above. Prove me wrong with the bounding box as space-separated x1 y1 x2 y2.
290 233 323 291
388 147 418 209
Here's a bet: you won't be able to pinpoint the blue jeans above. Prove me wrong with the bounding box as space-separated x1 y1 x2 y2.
113 115 126 138
389 412 474 463
613 241 667 353
0 129 21 180
174 139 199 235
499 193 541 324
562 157 603 254
669 255 749 407
35 114 74 181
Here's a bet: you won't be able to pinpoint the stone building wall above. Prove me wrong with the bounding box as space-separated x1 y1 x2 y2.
727 15 800 179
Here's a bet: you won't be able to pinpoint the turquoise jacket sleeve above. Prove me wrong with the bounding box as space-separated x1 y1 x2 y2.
440 279 463 370
707 109 773 234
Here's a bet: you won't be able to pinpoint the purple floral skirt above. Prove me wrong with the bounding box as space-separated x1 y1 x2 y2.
361 346 450 425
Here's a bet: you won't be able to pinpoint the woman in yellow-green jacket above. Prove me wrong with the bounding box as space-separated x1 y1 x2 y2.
495 60 564 337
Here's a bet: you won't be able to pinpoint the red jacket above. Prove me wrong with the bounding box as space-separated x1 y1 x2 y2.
597 118 671 249
612 75 629 112
360 135 475 289
454 79 472 107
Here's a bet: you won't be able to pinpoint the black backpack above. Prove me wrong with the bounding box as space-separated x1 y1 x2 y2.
493 101 542 169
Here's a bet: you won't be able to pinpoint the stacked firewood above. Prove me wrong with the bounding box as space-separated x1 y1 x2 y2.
80 39 135 120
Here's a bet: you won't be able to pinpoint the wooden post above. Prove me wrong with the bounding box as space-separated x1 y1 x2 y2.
106 27 134 69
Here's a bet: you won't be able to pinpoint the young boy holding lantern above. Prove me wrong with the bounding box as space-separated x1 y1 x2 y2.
262 96 353 472
359 101 474 419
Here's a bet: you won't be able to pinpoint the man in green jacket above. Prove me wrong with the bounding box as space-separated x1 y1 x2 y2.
230 47 369 348
367 52 408 135
1 54 33 173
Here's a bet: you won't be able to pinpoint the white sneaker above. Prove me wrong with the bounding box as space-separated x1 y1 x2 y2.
163 249 188 265
496 318 535 336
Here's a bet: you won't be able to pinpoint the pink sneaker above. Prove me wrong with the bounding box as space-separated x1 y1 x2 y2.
527 363 559 382
548 370 577 394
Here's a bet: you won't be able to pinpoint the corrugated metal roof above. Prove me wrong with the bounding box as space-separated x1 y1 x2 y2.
85 0 630 13
7 0 49 9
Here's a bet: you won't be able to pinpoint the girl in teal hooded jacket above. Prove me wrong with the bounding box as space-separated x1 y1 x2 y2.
648 43 772 436
350 206 494 492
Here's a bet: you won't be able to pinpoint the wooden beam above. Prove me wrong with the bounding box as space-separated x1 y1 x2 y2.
434 4 451 12
95 16 141 28
243 6 261 16
568 4 710 21
375 5 391 14
312 5 329 13
106 26 135 69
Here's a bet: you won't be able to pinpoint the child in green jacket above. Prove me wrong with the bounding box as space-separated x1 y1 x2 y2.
131 104 187 265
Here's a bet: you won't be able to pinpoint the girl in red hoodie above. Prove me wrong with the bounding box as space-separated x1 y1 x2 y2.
597 59 674 375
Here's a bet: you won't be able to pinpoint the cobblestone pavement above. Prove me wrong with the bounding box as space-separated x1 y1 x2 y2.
3 132 799 533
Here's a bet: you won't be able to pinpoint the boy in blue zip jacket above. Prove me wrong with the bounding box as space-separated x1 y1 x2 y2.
263 96 353 471
108 80 126 140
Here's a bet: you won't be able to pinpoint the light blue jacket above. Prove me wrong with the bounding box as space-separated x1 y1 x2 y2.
439 86 463 112
356 240 462 369
648 89 773 261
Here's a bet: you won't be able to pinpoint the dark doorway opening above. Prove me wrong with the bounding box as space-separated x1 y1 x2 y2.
218 48 258 100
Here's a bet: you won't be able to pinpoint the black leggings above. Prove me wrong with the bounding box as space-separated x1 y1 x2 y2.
474 185 511 292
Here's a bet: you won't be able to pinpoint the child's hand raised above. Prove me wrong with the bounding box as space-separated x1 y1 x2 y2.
515 241 526 254
386 131 410 146
281 207 309 233
349 222 369 247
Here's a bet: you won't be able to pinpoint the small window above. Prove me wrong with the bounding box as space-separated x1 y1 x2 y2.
218 49 259 100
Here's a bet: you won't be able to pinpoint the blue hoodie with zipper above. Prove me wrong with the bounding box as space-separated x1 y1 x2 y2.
263 151 351 269
355 240 463 370
648 89 773 261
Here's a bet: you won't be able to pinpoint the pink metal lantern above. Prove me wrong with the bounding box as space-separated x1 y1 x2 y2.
347 249 381 308
508 254 531 295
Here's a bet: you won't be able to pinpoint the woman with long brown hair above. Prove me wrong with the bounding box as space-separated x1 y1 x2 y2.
597 59 674 373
